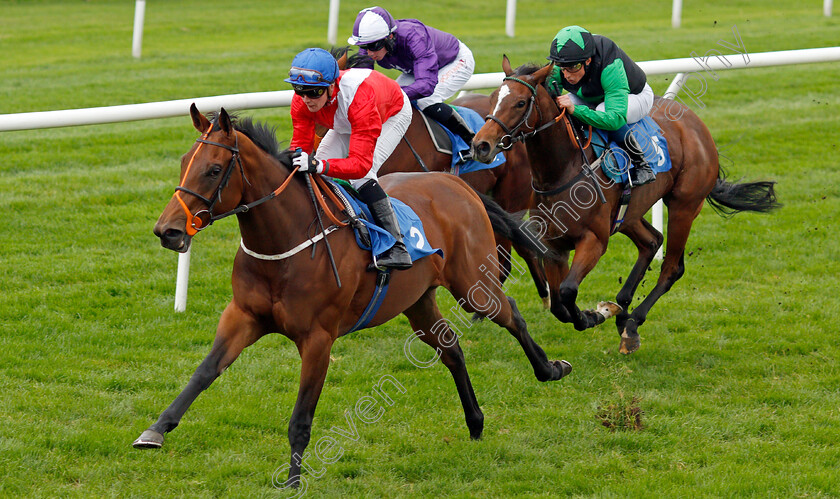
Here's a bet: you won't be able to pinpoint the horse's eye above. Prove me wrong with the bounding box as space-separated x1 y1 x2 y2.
207 165 223 178
517 100 527 108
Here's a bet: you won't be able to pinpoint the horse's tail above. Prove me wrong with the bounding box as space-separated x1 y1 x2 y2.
706 173 782 218
475 192 555 260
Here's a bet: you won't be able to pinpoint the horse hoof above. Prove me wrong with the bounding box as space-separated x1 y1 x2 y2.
541 296 551 309
133 429 164 448
554 359 573 380
596 301 622 320
619 330 641 355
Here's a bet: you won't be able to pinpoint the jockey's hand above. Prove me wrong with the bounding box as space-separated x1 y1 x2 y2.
555 94 576 115
292 150 329 174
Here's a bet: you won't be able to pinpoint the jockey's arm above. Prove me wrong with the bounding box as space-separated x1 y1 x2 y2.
323 86 382 180
288 97 317 153
401 31 440 101
573 59 631 131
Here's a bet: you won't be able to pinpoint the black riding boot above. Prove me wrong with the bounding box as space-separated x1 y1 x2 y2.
624 132 656 187
357 180 413 270
422 103 475 162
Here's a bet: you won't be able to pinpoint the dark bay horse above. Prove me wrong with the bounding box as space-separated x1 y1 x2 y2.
331 49 549 307
472 57 779 354
133 104 571 487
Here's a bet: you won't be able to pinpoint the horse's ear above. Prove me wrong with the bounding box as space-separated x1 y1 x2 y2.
533 63 554 85
337 50 348 70
218 107 233 135
502 54 513 77
190 103 211 132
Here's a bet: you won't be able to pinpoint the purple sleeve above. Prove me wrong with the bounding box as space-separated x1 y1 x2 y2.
399 28 439 100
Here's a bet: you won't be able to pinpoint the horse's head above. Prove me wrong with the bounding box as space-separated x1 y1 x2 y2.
153 104 244 252
473 55 554 163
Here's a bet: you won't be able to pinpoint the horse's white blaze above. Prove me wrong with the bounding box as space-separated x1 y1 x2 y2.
492 85 512 116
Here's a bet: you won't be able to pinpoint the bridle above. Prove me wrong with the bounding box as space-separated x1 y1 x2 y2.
484 75 603 202
172 122 244 236
484 76 582 151
172 121 303 236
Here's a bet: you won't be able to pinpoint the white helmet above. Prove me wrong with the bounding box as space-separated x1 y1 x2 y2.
347 7 397 46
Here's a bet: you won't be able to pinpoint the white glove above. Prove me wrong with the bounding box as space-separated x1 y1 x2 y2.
292 150 328 174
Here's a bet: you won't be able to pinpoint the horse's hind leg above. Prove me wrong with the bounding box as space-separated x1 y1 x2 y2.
614 218 664 353
450 272 571 382
619 201 700 354
404 288 484 439
511 241 550 309
133 300 262 448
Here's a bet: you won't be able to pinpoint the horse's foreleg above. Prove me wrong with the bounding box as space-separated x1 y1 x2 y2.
404 289 484 439
133 301 262 448
284 328 334 489
556 233 609 331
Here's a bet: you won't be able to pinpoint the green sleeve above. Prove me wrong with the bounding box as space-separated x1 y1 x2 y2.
572 58 629 131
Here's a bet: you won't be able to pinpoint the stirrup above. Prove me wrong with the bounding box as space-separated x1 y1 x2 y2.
367 244 413 271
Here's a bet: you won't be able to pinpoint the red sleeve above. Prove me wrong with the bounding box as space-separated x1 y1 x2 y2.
324 83 382 180
288 96 316 154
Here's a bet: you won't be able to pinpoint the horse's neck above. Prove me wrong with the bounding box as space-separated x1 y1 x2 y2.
236 142 314 256
527 109 591 190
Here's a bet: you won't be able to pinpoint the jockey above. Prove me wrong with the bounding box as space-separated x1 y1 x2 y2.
286 47 413 270
546 25 656 187
347 6 476 161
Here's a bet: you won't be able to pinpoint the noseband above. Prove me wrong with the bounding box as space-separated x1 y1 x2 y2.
483 77 542 150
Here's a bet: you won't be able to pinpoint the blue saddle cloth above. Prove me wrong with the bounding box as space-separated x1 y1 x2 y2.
329 181 443 262
447 106 506 174
589 116 672 183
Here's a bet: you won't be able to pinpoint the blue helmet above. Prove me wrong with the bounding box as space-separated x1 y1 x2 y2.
284 48 339 87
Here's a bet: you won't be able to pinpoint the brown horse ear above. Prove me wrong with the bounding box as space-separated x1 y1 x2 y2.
533 62 554 85
502 54 513 76
218 107 233 135
190 103 211 132
337 51 348 70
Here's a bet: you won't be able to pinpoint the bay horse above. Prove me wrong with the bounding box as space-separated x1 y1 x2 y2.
472 56 780 354
133 104 571 488
332 48 549 307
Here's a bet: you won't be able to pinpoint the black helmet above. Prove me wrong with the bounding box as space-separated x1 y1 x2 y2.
548 26 595 65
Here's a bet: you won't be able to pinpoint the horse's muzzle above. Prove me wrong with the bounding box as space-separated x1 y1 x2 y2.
472 140 497 164
154 225 192 253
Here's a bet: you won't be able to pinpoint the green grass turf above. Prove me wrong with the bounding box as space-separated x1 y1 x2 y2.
1 1 839 497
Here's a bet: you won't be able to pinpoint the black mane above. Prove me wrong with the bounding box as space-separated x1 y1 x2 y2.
513 63 547 76
206 111 293 167
330 45 375 69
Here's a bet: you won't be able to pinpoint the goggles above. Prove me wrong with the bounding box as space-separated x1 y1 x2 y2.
292 85 327 99
360 39 388 52
560 62 585 73
288 67 329 85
